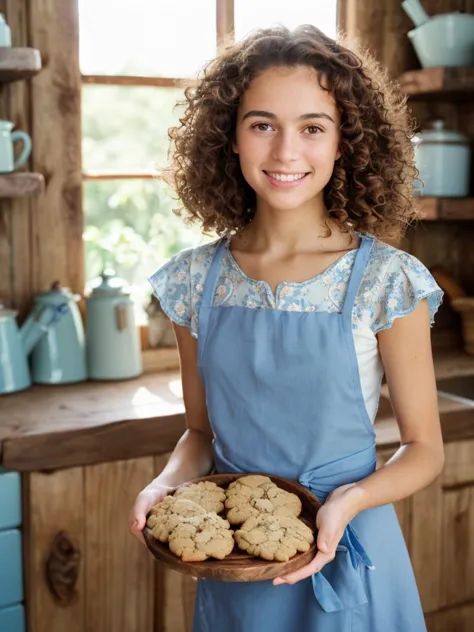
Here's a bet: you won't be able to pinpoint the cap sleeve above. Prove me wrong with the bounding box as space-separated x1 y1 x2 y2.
147 249 192 329
372 252 444 334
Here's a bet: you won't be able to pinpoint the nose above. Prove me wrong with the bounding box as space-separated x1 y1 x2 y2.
271 130 301 164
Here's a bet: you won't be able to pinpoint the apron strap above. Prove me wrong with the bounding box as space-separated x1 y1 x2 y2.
201 239 227 309
341 234 374 322
197 239 227 371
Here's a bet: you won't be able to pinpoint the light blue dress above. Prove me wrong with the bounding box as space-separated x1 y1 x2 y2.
150 233 443 632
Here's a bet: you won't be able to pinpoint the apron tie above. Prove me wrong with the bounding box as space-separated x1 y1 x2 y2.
298 475 375 613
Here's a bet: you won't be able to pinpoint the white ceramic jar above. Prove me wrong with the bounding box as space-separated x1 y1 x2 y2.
412 120 471 197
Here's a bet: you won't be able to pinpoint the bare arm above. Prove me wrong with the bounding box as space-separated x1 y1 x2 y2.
277 299 445 584
345 298 445 516
129 322 214 540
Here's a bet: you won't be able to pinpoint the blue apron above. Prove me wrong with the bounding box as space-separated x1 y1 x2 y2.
194 234 426 632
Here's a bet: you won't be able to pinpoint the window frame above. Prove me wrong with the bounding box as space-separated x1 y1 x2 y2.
81 0 234 181
80 1 234 364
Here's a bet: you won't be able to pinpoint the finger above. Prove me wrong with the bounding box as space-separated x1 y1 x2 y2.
273 550 336 586
317 531 330 553
129 509 148 545
130 498 152 531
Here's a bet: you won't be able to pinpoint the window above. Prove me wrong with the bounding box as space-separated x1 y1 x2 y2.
79 0 337 323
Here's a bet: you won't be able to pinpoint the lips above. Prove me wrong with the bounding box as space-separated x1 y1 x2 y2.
263 171 310 189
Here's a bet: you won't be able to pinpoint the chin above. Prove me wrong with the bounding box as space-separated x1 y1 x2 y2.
258 192 322 213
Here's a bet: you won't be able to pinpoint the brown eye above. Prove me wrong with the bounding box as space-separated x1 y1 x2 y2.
305 125 323 135
252 123 273 132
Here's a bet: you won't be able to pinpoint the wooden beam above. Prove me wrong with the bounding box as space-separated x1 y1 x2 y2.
83 172 157 181
29 0 84 297
0 0 35 318
81 75 196 88
337 0 356 36
216 0 234 54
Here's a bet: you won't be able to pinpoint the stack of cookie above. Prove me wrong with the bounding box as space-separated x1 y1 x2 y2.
146 475 314 564
226 475 314 563
146 482 234 562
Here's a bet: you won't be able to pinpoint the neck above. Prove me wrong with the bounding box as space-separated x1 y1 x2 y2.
243 195 344 253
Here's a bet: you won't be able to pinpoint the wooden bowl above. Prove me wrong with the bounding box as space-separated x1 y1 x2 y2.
142 472 321 582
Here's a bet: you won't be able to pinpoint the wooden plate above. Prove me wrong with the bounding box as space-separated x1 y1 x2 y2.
142 472 321 582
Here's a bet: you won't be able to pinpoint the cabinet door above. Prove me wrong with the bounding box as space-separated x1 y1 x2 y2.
439 440 474 610
0 469 21 530
26 467 85 632
25 458 155 632
378 439 474 626
0 530 23 607
84 457 155 632
0 603 25 632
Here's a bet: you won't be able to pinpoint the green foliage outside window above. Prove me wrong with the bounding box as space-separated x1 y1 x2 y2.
82 84 209 319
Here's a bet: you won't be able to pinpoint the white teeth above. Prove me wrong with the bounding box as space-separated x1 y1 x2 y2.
267 172 306 182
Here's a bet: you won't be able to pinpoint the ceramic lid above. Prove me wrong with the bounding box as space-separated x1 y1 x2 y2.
413 119 469 144
36 280 76 303
89 269 130 297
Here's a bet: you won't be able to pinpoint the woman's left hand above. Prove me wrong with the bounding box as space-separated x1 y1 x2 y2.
273 483 363 586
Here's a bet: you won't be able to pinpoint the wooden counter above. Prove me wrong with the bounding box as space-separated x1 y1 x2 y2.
1 351 474 471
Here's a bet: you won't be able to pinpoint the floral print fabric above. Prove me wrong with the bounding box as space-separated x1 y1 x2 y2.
148 234 443 339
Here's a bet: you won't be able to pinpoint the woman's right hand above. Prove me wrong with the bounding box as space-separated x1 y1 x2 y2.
129 482 176 544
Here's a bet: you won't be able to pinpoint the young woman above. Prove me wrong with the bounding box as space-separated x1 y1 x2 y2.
130 25 444 632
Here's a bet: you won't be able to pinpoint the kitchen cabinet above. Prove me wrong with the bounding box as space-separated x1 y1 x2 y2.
379 439 474 632
0 469 24 631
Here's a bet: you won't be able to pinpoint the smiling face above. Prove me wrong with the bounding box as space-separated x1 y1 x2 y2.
234 65 341 216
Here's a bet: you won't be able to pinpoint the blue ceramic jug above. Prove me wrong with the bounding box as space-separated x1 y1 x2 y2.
0 282 87 394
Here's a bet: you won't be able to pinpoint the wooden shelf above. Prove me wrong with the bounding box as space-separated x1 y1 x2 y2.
0 172 45 197
397 67 474 101
418 197 474 221
0 47 42 83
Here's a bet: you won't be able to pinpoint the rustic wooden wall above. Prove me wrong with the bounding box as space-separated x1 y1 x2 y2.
340 0 474 348
0 0 83 320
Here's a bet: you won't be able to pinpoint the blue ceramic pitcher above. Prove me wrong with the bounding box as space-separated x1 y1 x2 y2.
0 282 87 394
85 270 142 380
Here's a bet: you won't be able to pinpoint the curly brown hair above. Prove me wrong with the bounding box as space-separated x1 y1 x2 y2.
164 24 419 241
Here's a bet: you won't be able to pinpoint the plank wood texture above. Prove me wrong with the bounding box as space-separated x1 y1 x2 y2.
398 67 474 101
26 467 85 632
28 0 84 302
85 458 155 632
418 198 474 222
0 0 35 318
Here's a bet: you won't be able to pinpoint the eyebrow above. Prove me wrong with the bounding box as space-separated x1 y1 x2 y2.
242 110 335 124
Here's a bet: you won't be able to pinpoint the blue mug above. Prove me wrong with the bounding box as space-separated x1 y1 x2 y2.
0 120 32 173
